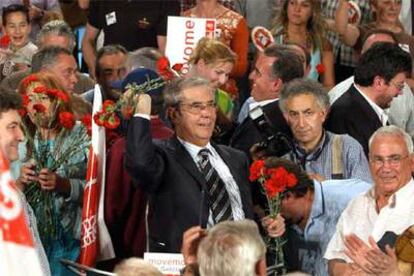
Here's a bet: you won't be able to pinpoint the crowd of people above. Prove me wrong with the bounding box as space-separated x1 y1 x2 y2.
0 0 414 275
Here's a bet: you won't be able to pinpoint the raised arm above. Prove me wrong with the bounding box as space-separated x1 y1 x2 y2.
335 0 360 47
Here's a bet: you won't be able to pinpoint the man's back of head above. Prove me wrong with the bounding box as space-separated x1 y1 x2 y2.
197 219 266 276
127 47 163 72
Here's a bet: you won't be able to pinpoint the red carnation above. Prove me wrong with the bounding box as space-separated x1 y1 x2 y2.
157 56 170 71
33 86 48 94
172 63 184 72
0 35 10 48
59 111 75 129
286 172 298 188
18 108 26 117
81 114 92 136
33 103 46 113
103 100 116 112
103 114 120 130
249 160 265 182
316 63 325 75
22 75 38 89
264 179 279 199
93 112 105 127
21 94 29 106
55 90 69 103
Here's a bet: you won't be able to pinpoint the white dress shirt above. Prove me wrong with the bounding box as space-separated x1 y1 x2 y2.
324 179 414 262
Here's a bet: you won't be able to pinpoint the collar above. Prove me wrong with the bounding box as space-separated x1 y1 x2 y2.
249 98 278 111
308 180 324 221
177 136 215 160
368 178 414 209
354 84 389 125
293 131 328 162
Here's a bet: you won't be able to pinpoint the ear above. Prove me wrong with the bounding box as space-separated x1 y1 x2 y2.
166 106 179 125
409 153 414 171
196 59 206 73
372 76 385 90
271 78 283 98
320 107 328 123
255 257 267 276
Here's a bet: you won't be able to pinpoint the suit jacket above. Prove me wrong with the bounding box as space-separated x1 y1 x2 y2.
105 117 173 260
229 100 291 156
325 84 382 156
125 117 254 253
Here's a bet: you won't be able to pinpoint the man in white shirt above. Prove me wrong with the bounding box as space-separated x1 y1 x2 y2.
325 125 414 275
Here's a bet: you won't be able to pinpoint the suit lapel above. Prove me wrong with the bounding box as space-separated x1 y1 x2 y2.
349 86 382 128
169 137 206 188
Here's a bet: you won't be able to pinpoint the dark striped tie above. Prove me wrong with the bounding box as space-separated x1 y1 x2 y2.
198 149 233 223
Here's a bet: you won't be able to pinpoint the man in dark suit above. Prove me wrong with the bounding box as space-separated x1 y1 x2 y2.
325 43 412 156
230 44 304 157
125 77 254 253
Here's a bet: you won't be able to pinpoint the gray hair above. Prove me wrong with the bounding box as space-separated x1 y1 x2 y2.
197 219 266 276
163 77 213 108
279 78 329 112
36 20 76 52
95 44 128 78
31 46 72 72
114 258 162 276
263 43 304 81
127 47 163 72
369 125 414 154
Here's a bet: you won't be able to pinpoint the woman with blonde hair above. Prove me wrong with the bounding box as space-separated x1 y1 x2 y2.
14 71 90 275
182 0 248 80
187 37 236 118
271 0 335 88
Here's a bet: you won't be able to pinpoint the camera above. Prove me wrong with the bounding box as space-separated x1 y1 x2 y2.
249 106 292 157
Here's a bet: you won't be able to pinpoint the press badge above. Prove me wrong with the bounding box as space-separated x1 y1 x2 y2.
106 11 117 26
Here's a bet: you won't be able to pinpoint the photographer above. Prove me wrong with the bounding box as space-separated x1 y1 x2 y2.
229 44 303 159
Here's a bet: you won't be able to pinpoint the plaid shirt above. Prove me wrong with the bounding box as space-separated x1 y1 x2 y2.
180 0 235 12
321 0 372 67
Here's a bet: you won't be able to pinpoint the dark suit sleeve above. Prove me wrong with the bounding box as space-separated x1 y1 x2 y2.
125 117 166 193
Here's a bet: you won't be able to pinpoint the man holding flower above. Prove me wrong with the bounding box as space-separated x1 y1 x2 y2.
125 77 254 253
258 158 370 275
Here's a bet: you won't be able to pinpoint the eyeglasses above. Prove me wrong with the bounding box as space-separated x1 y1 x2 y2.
179 101 217 114
370 154 409 167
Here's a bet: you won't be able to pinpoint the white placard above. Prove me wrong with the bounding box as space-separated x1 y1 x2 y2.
143 252 185 275
166 16 216 74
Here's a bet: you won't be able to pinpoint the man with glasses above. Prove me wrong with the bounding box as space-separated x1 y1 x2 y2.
325 42 412 156
328 29 414 141
325 125 414 275
125 77 254 253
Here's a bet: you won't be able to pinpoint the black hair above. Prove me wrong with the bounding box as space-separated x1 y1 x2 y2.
0 89 22 116
354 42 412 86
2 4 30 26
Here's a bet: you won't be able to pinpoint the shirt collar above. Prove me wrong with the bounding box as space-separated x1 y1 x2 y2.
293 131 328 160
354 84 389 125
368 178 414 209
308 180 324 221
249 98 278 111
177 136 214 160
